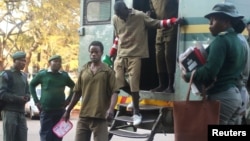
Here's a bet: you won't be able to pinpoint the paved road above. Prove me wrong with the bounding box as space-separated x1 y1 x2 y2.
0 117 174 141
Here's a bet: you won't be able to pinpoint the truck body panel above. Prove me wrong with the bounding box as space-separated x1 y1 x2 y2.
78 0 250 109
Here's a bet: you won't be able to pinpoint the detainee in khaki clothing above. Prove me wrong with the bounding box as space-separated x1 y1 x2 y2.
111 1 180 126
149 0 179 93
62 41 119 141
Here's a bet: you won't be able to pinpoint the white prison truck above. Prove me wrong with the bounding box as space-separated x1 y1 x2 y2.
77 0 250 140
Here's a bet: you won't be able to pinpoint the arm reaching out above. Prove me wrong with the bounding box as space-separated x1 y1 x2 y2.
160 17 179 28
109 37 118 57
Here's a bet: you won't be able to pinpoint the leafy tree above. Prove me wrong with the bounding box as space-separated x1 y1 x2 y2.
27 0 80 72
0 0 31 70
0 0 80 73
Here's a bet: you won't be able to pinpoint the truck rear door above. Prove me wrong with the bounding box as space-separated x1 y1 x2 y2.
78 0 113 67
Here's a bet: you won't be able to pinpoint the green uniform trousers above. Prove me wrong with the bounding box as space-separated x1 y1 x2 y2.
1 110 27 141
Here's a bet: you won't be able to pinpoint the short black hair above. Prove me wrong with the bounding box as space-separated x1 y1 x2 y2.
114 0 127 14
88 41 104 52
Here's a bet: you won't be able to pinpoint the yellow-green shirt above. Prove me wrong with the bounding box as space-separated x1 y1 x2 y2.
74 62 119 119
113 9 161 58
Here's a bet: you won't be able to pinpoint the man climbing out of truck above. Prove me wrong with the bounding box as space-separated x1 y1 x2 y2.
109 0 180 126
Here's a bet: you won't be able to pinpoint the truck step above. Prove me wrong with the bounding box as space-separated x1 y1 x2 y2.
119 103 165 110
109 129 150 138
115 115 155 124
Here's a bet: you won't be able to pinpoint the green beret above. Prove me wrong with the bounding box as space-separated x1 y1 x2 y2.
12 51 26 60
49 55 61 62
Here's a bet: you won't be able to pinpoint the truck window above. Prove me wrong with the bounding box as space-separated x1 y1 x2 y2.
83 0 111 25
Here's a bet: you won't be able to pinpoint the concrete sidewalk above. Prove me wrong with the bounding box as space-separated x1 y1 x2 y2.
69 109 175 141
64 119 175 141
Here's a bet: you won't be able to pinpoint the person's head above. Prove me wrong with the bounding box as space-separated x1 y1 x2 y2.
114 1 129 21
88 41 104 64
48 55 62 72
12 51 26 71
246 19 250 36
204 2 244 36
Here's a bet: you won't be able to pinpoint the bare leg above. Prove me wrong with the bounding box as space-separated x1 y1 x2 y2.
150 72 168 92
164 74 175 93
131 92 140 115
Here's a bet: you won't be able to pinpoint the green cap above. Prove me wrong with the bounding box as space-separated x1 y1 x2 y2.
49 55 61 62
12 51 26 60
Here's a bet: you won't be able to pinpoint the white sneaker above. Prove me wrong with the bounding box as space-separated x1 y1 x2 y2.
133 114 142 126
126 102 134 111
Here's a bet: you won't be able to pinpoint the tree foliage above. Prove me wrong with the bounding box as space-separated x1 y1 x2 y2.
0 0 80 73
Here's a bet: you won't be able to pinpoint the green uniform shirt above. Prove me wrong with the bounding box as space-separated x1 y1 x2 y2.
74 62 119 119
0 68 29 113
113 9 161 58
29 69 75 111
185 28 246 94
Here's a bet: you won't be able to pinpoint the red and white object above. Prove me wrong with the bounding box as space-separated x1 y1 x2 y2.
179 46 207 95
109 37 118 57
52 119 73 138
179 47 206 72
160 17 178 28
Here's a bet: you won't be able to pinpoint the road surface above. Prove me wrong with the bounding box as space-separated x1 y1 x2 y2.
0 116 174 141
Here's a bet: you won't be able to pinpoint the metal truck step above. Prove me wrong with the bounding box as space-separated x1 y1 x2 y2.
119 103 164 111
109 129 150 138
114 115 155 123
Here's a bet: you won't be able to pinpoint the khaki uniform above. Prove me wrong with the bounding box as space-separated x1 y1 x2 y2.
113 9 161 58
113 9 161 91
73 62 119 141
150 0 178 74
74 63 118 119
